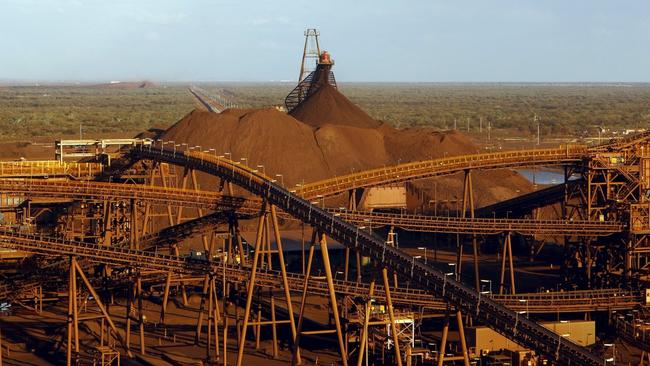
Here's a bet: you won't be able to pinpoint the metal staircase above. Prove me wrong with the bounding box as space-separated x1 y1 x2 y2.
284 67 337 112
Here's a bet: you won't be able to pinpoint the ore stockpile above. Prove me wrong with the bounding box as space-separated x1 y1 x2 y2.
0 50 648 366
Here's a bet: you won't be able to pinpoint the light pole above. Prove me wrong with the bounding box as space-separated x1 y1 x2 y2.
556 333 571 360
518 299 529 318
448 262 457 280
480 279 492 294
604 343 615 365
256 165 265 176
598 127 602 144
413 255 421 274
535 114 540 145
417 247 427 264
363 218 371 234
240 157 248 167
275 174 284 187
433 182 437 216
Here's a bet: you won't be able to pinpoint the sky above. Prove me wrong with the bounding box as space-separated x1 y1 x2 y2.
1 0 649 82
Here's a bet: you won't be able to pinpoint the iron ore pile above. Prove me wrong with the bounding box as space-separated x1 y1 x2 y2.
4 40 646 366
162 80 532 207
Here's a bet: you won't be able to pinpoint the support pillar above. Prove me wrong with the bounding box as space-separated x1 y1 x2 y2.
292 232 348 366
270 205 298 352
235 208 267 366
291 232 316 365
437 308 449 366
382 268 403 366
137 276 145 355
67 256 79 366
356 281 375 366
456 310 470 366
462 169 480 291
68 256 131 364
320 233 349 366
499 232 516 295
437 307 470 366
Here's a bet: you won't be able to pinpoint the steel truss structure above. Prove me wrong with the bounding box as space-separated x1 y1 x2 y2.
2 135 650 365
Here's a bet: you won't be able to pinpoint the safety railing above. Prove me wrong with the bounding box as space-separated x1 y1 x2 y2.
0 179 258 211
331 209 622 236
0 160 102 179
127 143 604 365
295 146 589 199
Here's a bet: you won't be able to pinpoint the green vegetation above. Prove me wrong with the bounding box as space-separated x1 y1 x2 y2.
1 82 649 141
342 84 650 136
0 85 194 140
215 82 650 137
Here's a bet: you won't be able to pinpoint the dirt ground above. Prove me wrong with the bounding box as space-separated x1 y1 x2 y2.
0 287 342 365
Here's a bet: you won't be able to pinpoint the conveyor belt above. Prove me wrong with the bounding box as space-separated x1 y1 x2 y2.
128 145 603 365
0 231 640 315
295 146 588 199
332 209 621 236
0 179 620 237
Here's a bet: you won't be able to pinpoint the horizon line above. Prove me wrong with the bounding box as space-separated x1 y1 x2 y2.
1 80 650 85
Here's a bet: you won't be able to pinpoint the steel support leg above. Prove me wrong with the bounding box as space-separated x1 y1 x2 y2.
160 273 172 324
270 205 298 354
74 260 132 357
356 281 375 366
437 308 449 366
462 169 481 291
292 232 317 365
320 234 348 366
456 310 470 366
271 296 278 359
195 275 210 344
67 257 77 366
235 207 266 366
382 268 403 366
137 276 145 355
507 234 516 294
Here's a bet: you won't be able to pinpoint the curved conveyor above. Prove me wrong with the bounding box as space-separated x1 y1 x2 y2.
128 144 603 366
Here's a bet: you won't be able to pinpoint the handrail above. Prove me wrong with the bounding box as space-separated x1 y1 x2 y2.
0 160 102 179
296 146 589 199
0 230 640 314
0 179 622 237
128 144 603 365
330 209 622 236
